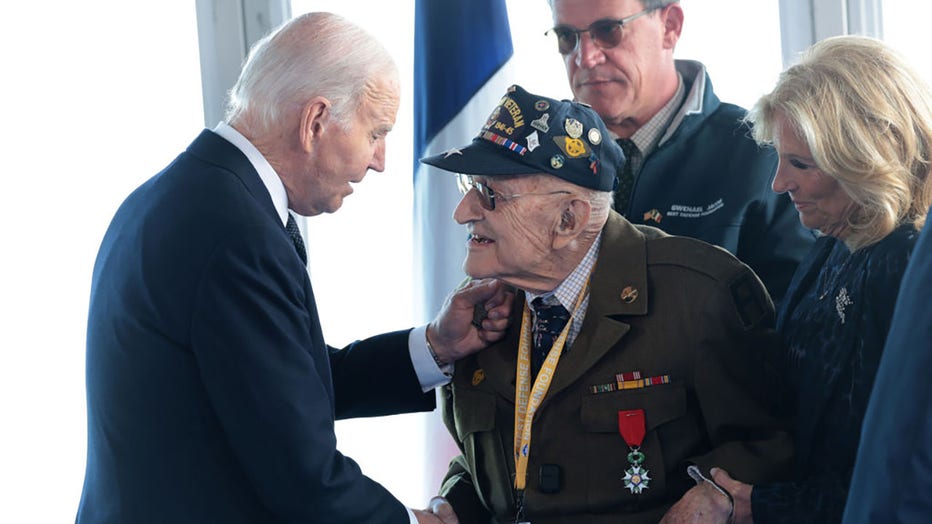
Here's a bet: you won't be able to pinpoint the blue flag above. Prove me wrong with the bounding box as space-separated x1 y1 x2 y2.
412 0 515 498
413 0 514 322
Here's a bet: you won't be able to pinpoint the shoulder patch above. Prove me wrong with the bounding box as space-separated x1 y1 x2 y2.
728 271 770 329
646 236 774 329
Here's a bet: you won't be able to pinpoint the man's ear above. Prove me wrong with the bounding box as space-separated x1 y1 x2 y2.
299 96 330 152
553 197 591 250
661 3 684 50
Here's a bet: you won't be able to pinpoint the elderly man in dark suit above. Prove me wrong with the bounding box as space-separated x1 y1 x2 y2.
76 12 512 524
419 85 791 523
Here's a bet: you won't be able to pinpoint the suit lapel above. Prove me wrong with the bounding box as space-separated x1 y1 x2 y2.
776 240 827 330
546 213 651 400
185 130 335 399
476 214 654 407
476 301 523 404
781 238 843 463
544 212 649 403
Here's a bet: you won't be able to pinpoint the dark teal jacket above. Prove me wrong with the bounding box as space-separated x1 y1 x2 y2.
622 60 815 306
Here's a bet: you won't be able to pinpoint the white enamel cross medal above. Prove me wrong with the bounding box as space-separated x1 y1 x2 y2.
619 409 651 494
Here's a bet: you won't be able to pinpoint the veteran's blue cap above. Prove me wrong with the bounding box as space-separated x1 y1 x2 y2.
420 85 623 191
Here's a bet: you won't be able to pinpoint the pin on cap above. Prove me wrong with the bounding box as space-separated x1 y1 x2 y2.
420 84 625 192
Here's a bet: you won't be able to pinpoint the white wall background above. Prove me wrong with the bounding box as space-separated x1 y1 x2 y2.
1 1 929 522
0 2 204 521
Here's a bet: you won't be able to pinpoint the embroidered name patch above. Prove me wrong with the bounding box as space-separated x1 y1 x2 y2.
665 198 724 218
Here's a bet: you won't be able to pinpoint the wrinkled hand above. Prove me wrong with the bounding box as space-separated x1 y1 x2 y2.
711 468 753 524
412 497 459 524
660 480 733 524
429 496 459 524
412 509 443 524
427 279 514 363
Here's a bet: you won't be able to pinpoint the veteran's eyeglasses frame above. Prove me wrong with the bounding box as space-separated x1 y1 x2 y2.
457 174 572 211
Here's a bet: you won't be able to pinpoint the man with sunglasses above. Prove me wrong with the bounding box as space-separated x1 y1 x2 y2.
546 0 814 308
420 85 791 523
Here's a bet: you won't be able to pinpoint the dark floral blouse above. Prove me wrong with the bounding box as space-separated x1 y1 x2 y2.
751 224 919 524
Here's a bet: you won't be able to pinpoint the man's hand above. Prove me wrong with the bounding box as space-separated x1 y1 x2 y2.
412 496 459 524
427 279 514 363
660 480 733 524
412 509 443 523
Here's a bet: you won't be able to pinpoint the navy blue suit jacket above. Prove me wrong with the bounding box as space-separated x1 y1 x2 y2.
844 213 932 523
77 130 434 523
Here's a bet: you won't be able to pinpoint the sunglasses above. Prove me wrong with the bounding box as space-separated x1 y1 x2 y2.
545 7 658 55
457 174 571 211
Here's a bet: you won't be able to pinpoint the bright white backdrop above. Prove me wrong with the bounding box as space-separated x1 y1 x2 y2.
1 1 929 522
0 2 204 521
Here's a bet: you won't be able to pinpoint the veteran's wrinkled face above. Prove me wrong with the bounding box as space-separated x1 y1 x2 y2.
453 175 566 291
771 112 855 239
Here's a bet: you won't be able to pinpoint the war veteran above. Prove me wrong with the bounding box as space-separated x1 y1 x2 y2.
420 85 792 523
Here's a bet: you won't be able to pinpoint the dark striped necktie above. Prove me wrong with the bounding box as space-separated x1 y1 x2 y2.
531 297 570 380
285 213 307 266
614 138 639 215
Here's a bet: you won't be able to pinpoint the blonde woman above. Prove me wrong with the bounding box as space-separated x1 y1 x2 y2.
662 35 932 524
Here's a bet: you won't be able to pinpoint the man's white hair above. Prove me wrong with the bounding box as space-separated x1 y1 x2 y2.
225 12 397 134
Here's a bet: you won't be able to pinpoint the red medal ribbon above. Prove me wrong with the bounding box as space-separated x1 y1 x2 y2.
618 409 646 447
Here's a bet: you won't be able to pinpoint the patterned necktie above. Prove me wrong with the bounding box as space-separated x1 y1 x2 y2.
531 297 570 380
614 138 639 215
285 213 308 266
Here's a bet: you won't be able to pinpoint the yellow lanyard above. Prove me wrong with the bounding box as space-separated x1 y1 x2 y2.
512 283 588 491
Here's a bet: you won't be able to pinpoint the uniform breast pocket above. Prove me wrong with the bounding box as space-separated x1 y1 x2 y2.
450 386 513 512
451 387 496 440
579 384 688 509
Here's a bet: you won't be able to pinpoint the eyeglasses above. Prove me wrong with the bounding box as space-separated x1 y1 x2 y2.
457 174 571 211
545 8 657 55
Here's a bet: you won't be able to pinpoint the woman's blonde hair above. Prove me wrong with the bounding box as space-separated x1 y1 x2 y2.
746 35 932 250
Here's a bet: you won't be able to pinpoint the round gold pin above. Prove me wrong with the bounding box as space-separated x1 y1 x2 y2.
620 286 639 303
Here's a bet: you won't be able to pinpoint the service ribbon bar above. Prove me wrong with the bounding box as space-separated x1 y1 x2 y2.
616 371 642 382
616 374 671 390
591 374 671 394
590 382 617 394
480 130 528 156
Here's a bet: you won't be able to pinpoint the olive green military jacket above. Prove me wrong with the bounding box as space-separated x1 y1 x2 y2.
440 212 792 524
